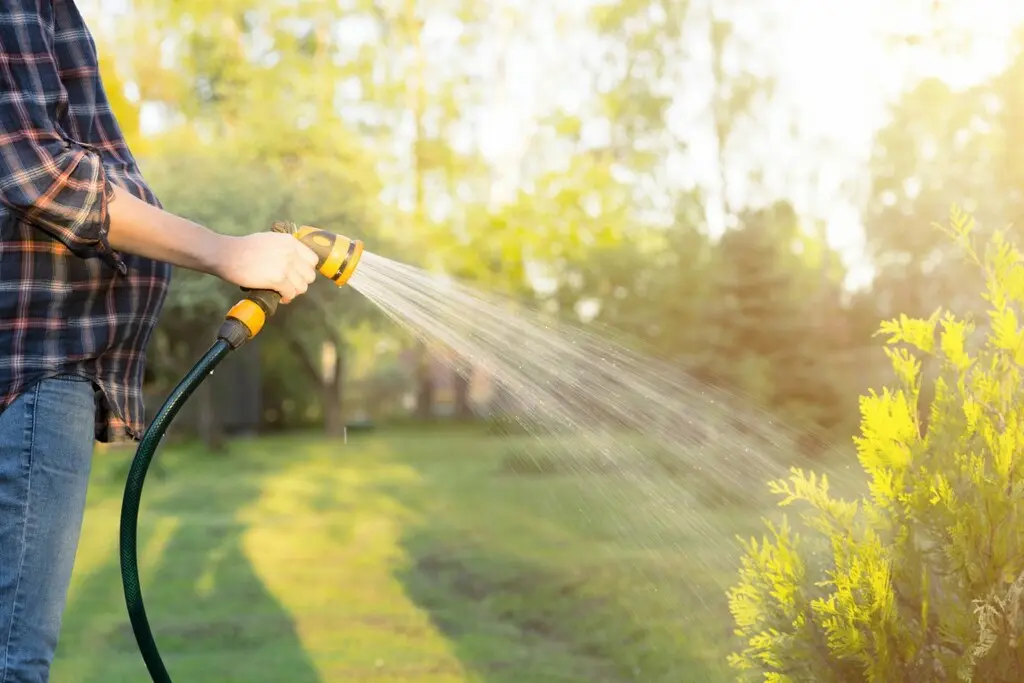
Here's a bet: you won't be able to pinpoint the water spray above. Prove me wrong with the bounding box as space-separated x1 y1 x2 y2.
119 221 364 683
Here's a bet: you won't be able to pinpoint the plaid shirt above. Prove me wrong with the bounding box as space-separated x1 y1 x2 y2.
0 1 171 442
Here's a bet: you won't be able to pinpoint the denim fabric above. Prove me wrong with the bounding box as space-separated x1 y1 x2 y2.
0 376 97 682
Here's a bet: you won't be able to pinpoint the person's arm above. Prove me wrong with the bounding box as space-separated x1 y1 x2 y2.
103 188 318 303
105 185 230 275
0 4 318 301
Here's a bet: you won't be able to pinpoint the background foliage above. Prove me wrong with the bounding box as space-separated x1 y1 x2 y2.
92 0 988 447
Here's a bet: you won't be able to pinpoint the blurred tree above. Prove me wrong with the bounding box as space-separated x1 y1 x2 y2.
530 0 781 339
704 202 855 446
699 0 781 229
706 202 802 400
582 0 781 226
121 0 354 139
582 0 689 217
864 27 1024 321
863 77 994 320
337 0 497 420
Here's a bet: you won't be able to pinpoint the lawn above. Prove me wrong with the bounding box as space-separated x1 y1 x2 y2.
52 427 840 682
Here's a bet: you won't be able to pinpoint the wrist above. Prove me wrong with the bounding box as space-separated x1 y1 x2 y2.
191 229 234 278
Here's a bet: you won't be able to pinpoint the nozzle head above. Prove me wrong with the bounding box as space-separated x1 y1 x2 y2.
292 225 364 287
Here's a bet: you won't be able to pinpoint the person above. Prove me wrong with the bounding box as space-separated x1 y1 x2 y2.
0 2 320 680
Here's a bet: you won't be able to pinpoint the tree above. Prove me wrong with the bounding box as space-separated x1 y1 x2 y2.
701 201 852 437
519 0 785 371
579 0 779 230
863 77 994 321
727 207 1024 682
117 0 357 139
863 26 1024 321
707 202 802 396
333 0 499 420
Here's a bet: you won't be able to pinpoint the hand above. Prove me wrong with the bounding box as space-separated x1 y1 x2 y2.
213 232 320 304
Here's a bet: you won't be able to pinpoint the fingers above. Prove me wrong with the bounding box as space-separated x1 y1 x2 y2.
275 274 304 306
277 241 318 304
289 239 318 282
289 270 310 297
283 266 315 304
277 277 297 305
297 242 319 268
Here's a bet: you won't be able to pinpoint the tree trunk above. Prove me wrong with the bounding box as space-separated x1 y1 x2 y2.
322 338 346 437
196 382 227 453
452 356 473 420
415 342 435 420
184 328 227 453
283 329 348 436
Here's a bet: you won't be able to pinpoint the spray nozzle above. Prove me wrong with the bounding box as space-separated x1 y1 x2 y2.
276 221 365 287
217 222 365 348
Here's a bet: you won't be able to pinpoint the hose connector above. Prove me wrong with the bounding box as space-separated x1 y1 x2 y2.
217 222 365 348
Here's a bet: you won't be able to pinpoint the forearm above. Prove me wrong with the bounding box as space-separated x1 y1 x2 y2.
106 184 229 276
108 186 321 301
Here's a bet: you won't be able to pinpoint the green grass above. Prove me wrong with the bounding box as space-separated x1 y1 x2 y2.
52 428 853 682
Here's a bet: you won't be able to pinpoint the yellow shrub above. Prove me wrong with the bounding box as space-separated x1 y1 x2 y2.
727 206 1024 682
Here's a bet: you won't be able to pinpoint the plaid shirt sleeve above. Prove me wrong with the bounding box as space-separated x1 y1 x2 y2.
0 3 124 273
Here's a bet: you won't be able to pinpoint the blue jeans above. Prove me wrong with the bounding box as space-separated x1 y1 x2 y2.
0 376 96 683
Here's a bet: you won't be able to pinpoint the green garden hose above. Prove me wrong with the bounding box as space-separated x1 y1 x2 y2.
118 223 365 682
119 338 233 683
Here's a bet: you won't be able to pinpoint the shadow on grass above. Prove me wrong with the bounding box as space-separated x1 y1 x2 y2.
55 444 322 683
377 432 736 683
395 534 630 683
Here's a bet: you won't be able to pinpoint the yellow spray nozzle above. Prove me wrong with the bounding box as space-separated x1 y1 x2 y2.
290 224 364 286
218 222 365 348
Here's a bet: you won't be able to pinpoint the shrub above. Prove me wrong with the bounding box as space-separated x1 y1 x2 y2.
726 207 1024 682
